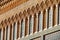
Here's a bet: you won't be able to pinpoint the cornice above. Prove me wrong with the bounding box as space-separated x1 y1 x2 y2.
0 0 29 14
0 0 60 28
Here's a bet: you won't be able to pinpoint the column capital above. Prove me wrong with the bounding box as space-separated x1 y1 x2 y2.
36 13 38 16
51 6 53 9
41 11 43 14
46 9 48 12
56 4 58 7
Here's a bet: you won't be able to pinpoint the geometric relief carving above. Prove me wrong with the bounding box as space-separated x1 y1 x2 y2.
0 0 12 6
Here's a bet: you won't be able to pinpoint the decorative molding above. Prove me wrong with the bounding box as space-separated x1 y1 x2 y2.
0 0 60 29
0 0 29 14
0 0 12 7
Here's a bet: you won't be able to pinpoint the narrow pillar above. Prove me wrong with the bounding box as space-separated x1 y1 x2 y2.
27 16 29 36
19 20 21 38
0 29 1 40
56 4 58 25
11 24 13 40
1 28 3 40
35 13 38 33
25 17 29 36
4 27 6 40
45 9 48 29
7 25 10 40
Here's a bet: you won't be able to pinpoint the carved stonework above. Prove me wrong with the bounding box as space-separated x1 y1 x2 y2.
0 0 60 28
0 0 60 40
0 0 12 7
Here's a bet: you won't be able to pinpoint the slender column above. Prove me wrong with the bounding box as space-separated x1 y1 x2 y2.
7 25 10 40
1 28 3 40
35 13 38 33
55 4 58 26
45 9 48 29
19 20 21 38
27 16 29 36
4 27 6 40
41 11 43 31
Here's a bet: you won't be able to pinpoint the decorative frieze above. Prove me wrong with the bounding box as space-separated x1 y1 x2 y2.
0 0 60 40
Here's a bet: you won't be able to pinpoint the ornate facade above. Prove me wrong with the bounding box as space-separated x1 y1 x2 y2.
0 0 60 40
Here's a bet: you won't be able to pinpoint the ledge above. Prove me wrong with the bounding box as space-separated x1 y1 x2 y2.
19 25 60 40
0 0 29 14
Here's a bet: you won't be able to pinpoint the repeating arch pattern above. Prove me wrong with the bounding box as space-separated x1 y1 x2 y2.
0 0 60 40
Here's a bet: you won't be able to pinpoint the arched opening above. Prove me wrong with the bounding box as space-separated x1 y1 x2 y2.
33 14 37 33
43 10 46 30
13 22 16 40
53 5 57 26
25 17 28 36
29 15 33 34
6 26 8 40
20 19 24 37
3 28 5 40
48 7 53 28
17 21 19 39
58 4 60 25
10 24 12 40
38 11 43 31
